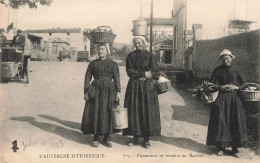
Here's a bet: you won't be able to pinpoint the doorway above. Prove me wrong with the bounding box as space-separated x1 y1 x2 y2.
164 50 172 64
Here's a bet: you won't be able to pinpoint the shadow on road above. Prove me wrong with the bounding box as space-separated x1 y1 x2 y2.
37 115 131 146
171 105 210 126
152 136 215 155
38 114 81 130
10 116 93 146
9 116 215 154
10 115 130 146
37 115 131 145
0 78 28 84
170 87 211 127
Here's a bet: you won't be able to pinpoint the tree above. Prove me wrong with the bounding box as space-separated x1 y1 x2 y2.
120 45 129 55
0 0 52 9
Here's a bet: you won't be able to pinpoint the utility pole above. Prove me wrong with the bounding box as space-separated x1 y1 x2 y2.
140 0 143 19
234 0 236 19
150 0 153 54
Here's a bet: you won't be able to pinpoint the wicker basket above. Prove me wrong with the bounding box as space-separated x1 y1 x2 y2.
155 72 171 94
239 83 260 101
91 26 116 44
200 91 219 103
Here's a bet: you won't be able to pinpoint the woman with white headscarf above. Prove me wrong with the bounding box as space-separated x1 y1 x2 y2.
123 36 161 149
81 43 121 147
207 49 248 157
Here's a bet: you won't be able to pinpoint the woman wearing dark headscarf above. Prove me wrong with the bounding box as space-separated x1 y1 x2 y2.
123 36 161 149
207 49 248 157
81 43 121 147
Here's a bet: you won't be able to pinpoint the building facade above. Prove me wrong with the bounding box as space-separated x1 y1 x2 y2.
172 0 259 70
135 18 174 65
24 28 90 61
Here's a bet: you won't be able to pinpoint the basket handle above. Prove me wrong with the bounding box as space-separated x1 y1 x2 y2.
96 26 113 32
97 26 112 29
159 72 168 79
243 83 259 89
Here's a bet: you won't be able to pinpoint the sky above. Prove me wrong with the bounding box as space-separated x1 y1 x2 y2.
0 0 259 43
0 0 174 44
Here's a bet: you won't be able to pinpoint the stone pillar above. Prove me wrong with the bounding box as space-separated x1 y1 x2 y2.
192 24 202 77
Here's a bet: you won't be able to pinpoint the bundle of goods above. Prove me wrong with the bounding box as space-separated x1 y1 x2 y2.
188 81 219 103
90 26 116 44
239 83 260 101
155 72 171 94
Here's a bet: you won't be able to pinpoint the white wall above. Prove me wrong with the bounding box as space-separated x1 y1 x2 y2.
151 25 173 34
27 32 89 52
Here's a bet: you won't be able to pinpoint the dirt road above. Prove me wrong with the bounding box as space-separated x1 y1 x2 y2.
0 61 258 163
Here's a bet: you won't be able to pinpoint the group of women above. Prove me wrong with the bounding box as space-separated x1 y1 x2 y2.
80 36 249 158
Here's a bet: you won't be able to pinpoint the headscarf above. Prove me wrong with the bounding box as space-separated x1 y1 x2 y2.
219 49 235 60
96 43 110 54
132 35 148 50
133 36 146 45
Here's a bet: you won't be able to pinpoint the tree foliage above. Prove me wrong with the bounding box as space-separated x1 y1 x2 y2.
113 45 130 60
0 0 52 9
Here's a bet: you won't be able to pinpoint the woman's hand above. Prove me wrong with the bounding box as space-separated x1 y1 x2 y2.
84 93 89 101
220 84 239 91
208 83 220 89
145 71 152 79
228 84 239 90
115 92 120 102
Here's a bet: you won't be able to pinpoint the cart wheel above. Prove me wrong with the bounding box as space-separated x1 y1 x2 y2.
26 58 30 84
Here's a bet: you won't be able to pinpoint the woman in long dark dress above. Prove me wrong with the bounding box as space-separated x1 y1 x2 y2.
81 44 120 147
123 36 161 149
207 49 248 157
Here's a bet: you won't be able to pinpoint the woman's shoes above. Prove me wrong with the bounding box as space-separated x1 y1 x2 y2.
232 148 240 158
127 137 139 146
143 141 151 149
216 150 224 156
128 136 151 149
92 141 99 147
216 147 240 158
92 139 112 147
216 148 225 156
103 139 112 147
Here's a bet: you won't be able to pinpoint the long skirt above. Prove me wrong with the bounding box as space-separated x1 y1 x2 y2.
81 78 116 135
123 78 161 137
206 91 248 148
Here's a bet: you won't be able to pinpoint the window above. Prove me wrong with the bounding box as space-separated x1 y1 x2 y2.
52 45 57 53
165 50 172 64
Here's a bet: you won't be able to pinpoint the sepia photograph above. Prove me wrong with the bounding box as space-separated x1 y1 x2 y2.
0 0 260 163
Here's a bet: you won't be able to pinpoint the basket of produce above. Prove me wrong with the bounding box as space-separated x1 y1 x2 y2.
200 90 219 103
188 81 219 103
91 26 116 44
239 83 260 101
155 72 171 94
